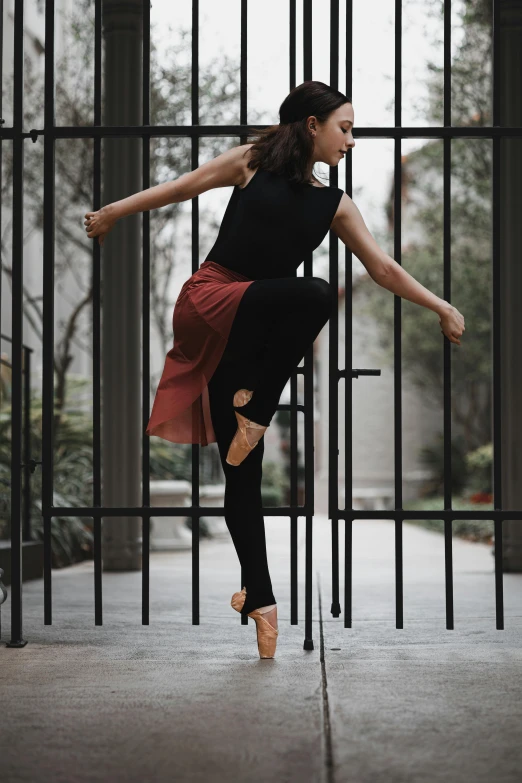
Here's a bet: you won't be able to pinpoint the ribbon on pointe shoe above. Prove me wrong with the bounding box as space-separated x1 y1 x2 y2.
226 411 268 466
257 604 277 614
247 608 279 658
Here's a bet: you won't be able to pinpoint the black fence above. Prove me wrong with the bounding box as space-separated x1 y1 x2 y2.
2 0 521 649
0 335 36 542
329 0 521 633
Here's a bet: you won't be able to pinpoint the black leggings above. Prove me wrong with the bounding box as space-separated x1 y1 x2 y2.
207 275 335 616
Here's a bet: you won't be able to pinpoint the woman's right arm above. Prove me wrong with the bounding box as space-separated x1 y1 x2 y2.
84 143 252 244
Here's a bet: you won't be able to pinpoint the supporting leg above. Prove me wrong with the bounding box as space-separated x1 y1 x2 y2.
207 359 276 615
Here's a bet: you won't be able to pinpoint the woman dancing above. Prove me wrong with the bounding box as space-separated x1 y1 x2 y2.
84 81 465 659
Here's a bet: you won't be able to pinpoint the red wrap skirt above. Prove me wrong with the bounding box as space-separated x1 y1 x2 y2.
145 260 254 446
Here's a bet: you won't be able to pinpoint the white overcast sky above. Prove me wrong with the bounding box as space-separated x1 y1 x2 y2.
148 0 466 281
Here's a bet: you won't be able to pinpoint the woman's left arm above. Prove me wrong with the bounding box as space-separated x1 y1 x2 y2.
330 193 465 345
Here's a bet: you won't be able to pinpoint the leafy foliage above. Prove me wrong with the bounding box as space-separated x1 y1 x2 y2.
358 2 493 495
0 385 96 567
1 5 270 565
0 377 222 564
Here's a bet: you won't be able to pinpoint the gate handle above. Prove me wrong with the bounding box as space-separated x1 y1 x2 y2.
20 459 42 473
351 368 381 378
337 369 382 379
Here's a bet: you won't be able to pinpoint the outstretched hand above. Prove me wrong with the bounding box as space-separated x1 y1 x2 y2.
84 205 117 247
439 303 465 345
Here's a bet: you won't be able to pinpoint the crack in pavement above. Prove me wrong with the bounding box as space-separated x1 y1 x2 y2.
318 571 335 783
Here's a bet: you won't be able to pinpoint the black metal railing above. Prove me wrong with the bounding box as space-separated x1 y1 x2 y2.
328 0 521 634
3 0 318 648
0 335 37 544
2 0 521 650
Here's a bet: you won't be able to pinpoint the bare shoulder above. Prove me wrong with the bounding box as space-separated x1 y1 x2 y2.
207 143 255 188
331 191 352 225
212 143 255 187
236 143 256 187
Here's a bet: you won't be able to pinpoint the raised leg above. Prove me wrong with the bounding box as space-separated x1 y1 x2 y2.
227 276 335 426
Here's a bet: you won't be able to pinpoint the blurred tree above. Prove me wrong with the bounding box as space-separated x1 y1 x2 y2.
359 0 493 454
1 0 264 452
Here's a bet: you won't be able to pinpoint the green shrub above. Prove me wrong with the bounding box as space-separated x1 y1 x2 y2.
0 378 227 564
465 442 492 494
0 394 95 567
261 461 286 506
418 433 469 497
405 495 494 543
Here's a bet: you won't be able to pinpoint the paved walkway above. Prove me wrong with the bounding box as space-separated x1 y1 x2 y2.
1 515 521 782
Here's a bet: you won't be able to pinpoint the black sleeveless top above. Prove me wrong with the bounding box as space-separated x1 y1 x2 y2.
203 167 344 280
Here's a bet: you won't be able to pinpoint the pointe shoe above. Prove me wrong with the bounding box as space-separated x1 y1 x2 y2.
226 410 268 466
231 586 247 613
248 607 279 659
231 588 278 658
233 388 254 407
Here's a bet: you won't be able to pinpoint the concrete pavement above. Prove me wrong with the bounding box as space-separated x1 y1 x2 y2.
1 515 521 782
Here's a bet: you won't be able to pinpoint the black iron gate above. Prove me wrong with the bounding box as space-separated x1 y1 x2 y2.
2 0 521 650
328 0 522 632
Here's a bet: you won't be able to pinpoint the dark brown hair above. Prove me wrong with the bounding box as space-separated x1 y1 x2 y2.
243 81 352 187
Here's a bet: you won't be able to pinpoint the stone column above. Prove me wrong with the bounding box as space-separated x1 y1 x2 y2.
101 0 143 570
500 1 522 570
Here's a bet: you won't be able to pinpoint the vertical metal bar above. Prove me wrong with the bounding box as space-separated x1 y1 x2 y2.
237 0 247 623
343 1 354 630
303 0 314 651
22 347 31 541
289 0 298 629
344 519 352 628
240 0 247 128
491 0 504 631
329 0 341 620
142 0 151 626
7 0 27 647
393 0 404 630
93 0 103 626
304 352 314 649
290 376 298 626
302 0 311 70
289 0 296 90
289 0 298 627
41 0 55 630
443 0 454 630
0 0 3 342
191 0 201 625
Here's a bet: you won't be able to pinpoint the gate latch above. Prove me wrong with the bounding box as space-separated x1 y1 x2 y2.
20 459 42 474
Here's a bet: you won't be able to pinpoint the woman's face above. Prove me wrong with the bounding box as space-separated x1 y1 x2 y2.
308 103 355 167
